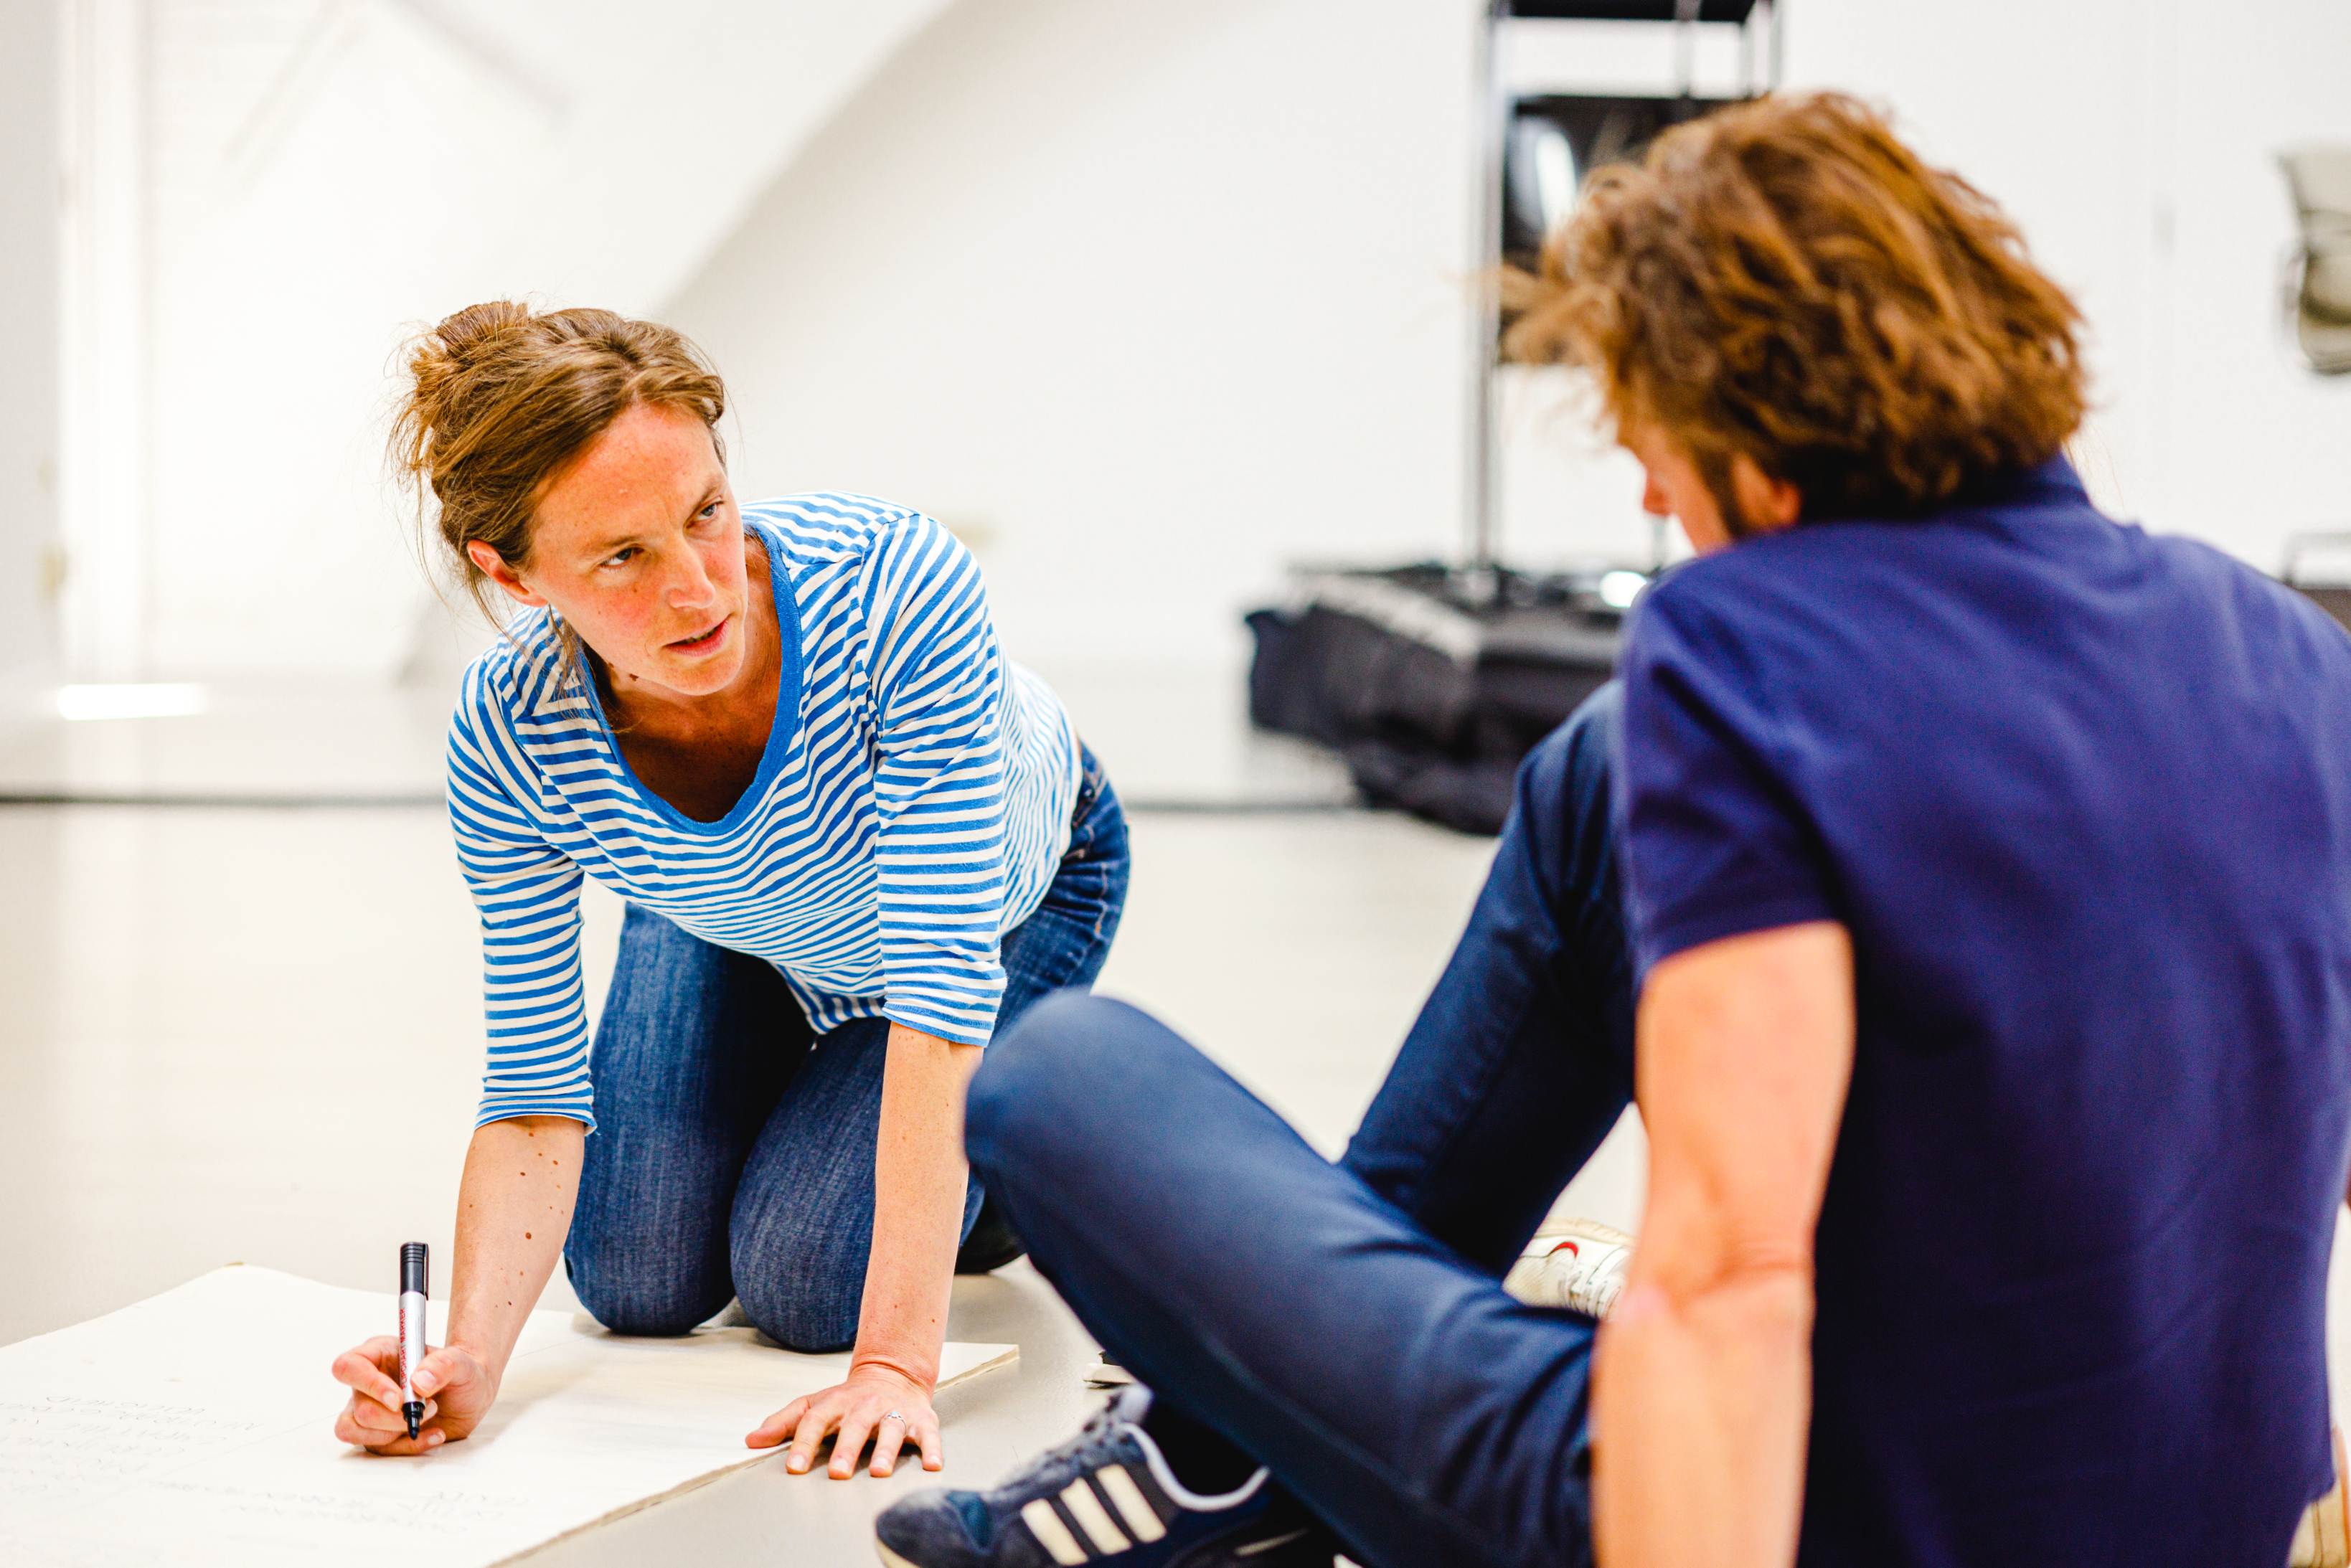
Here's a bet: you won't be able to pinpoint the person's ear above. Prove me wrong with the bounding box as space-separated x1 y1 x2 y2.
1730 455 1803 534
466 540 547 607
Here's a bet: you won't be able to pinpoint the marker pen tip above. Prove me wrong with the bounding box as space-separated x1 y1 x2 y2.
404 1403 424 1442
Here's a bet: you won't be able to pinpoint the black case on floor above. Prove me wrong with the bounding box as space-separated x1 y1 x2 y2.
1245 566 1626 835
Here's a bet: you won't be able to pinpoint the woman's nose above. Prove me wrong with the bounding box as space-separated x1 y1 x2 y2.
666 549 718 606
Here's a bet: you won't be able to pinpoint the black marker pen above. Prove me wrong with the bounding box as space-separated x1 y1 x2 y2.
398 1242 429 1441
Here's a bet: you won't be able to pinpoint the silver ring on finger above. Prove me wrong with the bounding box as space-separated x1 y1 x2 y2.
883 1410 904 1423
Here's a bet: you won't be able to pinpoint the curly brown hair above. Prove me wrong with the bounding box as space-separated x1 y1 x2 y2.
1501 91 2086 525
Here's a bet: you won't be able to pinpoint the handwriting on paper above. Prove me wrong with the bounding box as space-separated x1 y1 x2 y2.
0 1393 273 1511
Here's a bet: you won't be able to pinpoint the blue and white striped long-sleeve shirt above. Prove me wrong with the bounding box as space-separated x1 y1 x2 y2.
446 494 1083 1129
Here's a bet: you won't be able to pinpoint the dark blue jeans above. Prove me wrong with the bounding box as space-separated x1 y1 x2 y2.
568 748 1130 1353
966 688 1632 1568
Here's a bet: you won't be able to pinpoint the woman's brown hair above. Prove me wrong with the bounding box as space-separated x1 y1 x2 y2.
390 302 729 633
1502 91 2086 525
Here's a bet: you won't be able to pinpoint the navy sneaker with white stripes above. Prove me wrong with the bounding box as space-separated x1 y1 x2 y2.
873 1387 1336 1568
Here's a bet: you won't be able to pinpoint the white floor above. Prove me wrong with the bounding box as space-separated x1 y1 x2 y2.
0 674 1644 1565
9 676 2345 1565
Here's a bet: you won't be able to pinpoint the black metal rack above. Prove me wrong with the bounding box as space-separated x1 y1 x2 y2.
1506 1 1760 18
1464 0 1782 580
1244 1 1785 833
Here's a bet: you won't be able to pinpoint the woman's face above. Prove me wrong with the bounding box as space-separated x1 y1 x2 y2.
470 402 750 703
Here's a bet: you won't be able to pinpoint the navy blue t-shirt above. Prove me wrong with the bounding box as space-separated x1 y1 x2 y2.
1616 459 2351 1567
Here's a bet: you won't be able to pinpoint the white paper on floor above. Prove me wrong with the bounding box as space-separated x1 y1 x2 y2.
1 1265 1016 1565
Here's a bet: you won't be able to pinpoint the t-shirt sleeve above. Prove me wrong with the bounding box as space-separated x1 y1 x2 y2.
446 673 595 1130
859 513 1012 1047
1617 587 1840 976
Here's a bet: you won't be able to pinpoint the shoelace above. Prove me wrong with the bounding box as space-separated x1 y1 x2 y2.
1521 1241 1629 1318
1011 1397 1134 1497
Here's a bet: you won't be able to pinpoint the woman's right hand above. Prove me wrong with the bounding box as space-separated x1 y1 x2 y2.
329 1337 498 1455
331 1115 581 1455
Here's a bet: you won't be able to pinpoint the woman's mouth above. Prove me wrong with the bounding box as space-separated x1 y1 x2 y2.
666 618 730 655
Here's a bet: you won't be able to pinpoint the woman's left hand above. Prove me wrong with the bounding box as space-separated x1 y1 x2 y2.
748 1361 942 1478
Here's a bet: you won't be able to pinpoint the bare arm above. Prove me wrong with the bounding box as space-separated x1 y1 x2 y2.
856 1023 985 1389
330 1115 583 1453
447 1115 583 1378
752 1022 982 1478
1593 921 1855 1568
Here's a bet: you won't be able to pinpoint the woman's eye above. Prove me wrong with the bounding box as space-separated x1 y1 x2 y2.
697 501 722 521
602 547 638 568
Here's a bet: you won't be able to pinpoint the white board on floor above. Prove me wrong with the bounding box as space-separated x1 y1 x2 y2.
1 1265 1016 1566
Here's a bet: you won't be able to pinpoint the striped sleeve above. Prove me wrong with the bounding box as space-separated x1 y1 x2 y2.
859 514 1012 1047
447 670 597 1129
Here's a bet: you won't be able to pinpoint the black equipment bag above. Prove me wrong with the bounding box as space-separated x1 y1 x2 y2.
1245 566 1625 835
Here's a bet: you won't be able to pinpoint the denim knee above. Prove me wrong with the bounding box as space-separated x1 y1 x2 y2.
1517 681 1619 813
1505 681 1621 882
730 1236 864 1354
727 1161 875 1353
965 990 1121 1177
564 1237 732 1338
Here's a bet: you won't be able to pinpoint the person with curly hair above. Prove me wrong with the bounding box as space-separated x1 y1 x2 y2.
873 92 2351 1568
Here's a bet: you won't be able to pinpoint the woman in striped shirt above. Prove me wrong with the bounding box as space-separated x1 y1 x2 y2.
328 303 1128 1480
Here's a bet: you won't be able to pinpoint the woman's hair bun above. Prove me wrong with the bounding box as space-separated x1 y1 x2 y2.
405 299 535 407
435 299 535 356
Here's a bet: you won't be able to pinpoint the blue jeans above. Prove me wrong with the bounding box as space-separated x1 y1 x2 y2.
966 688 1631 1568
567 748 1130 1353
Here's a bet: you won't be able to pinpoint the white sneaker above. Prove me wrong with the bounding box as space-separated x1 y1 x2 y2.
1503 1217 1635 1319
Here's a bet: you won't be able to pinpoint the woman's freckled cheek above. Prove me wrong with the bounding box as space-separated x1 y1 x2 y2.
600 592 659 650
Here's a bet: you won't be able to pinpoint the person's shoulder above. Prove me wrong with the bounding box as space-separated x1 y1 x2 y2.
1625 514 2010 702
453 613 574 729
1639 544 1765 613
2142 529 2290 599
742 492 934 563
1631 534 1824 649
1636 466 2106 636
2144 531 2351 666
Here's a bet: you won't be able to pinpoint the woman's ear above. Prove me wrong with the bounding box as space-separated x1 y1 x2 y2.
466 540 546 607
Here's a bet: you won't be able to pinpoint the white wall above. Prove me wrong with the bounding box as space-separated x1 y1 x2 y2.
1785 0 2351 564
1505 0 2351 570
2134 1 2351 559
661 0 1480 676
87 0 960 682
671 0 2351 681
0 1 64 691
44 0 2351 680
